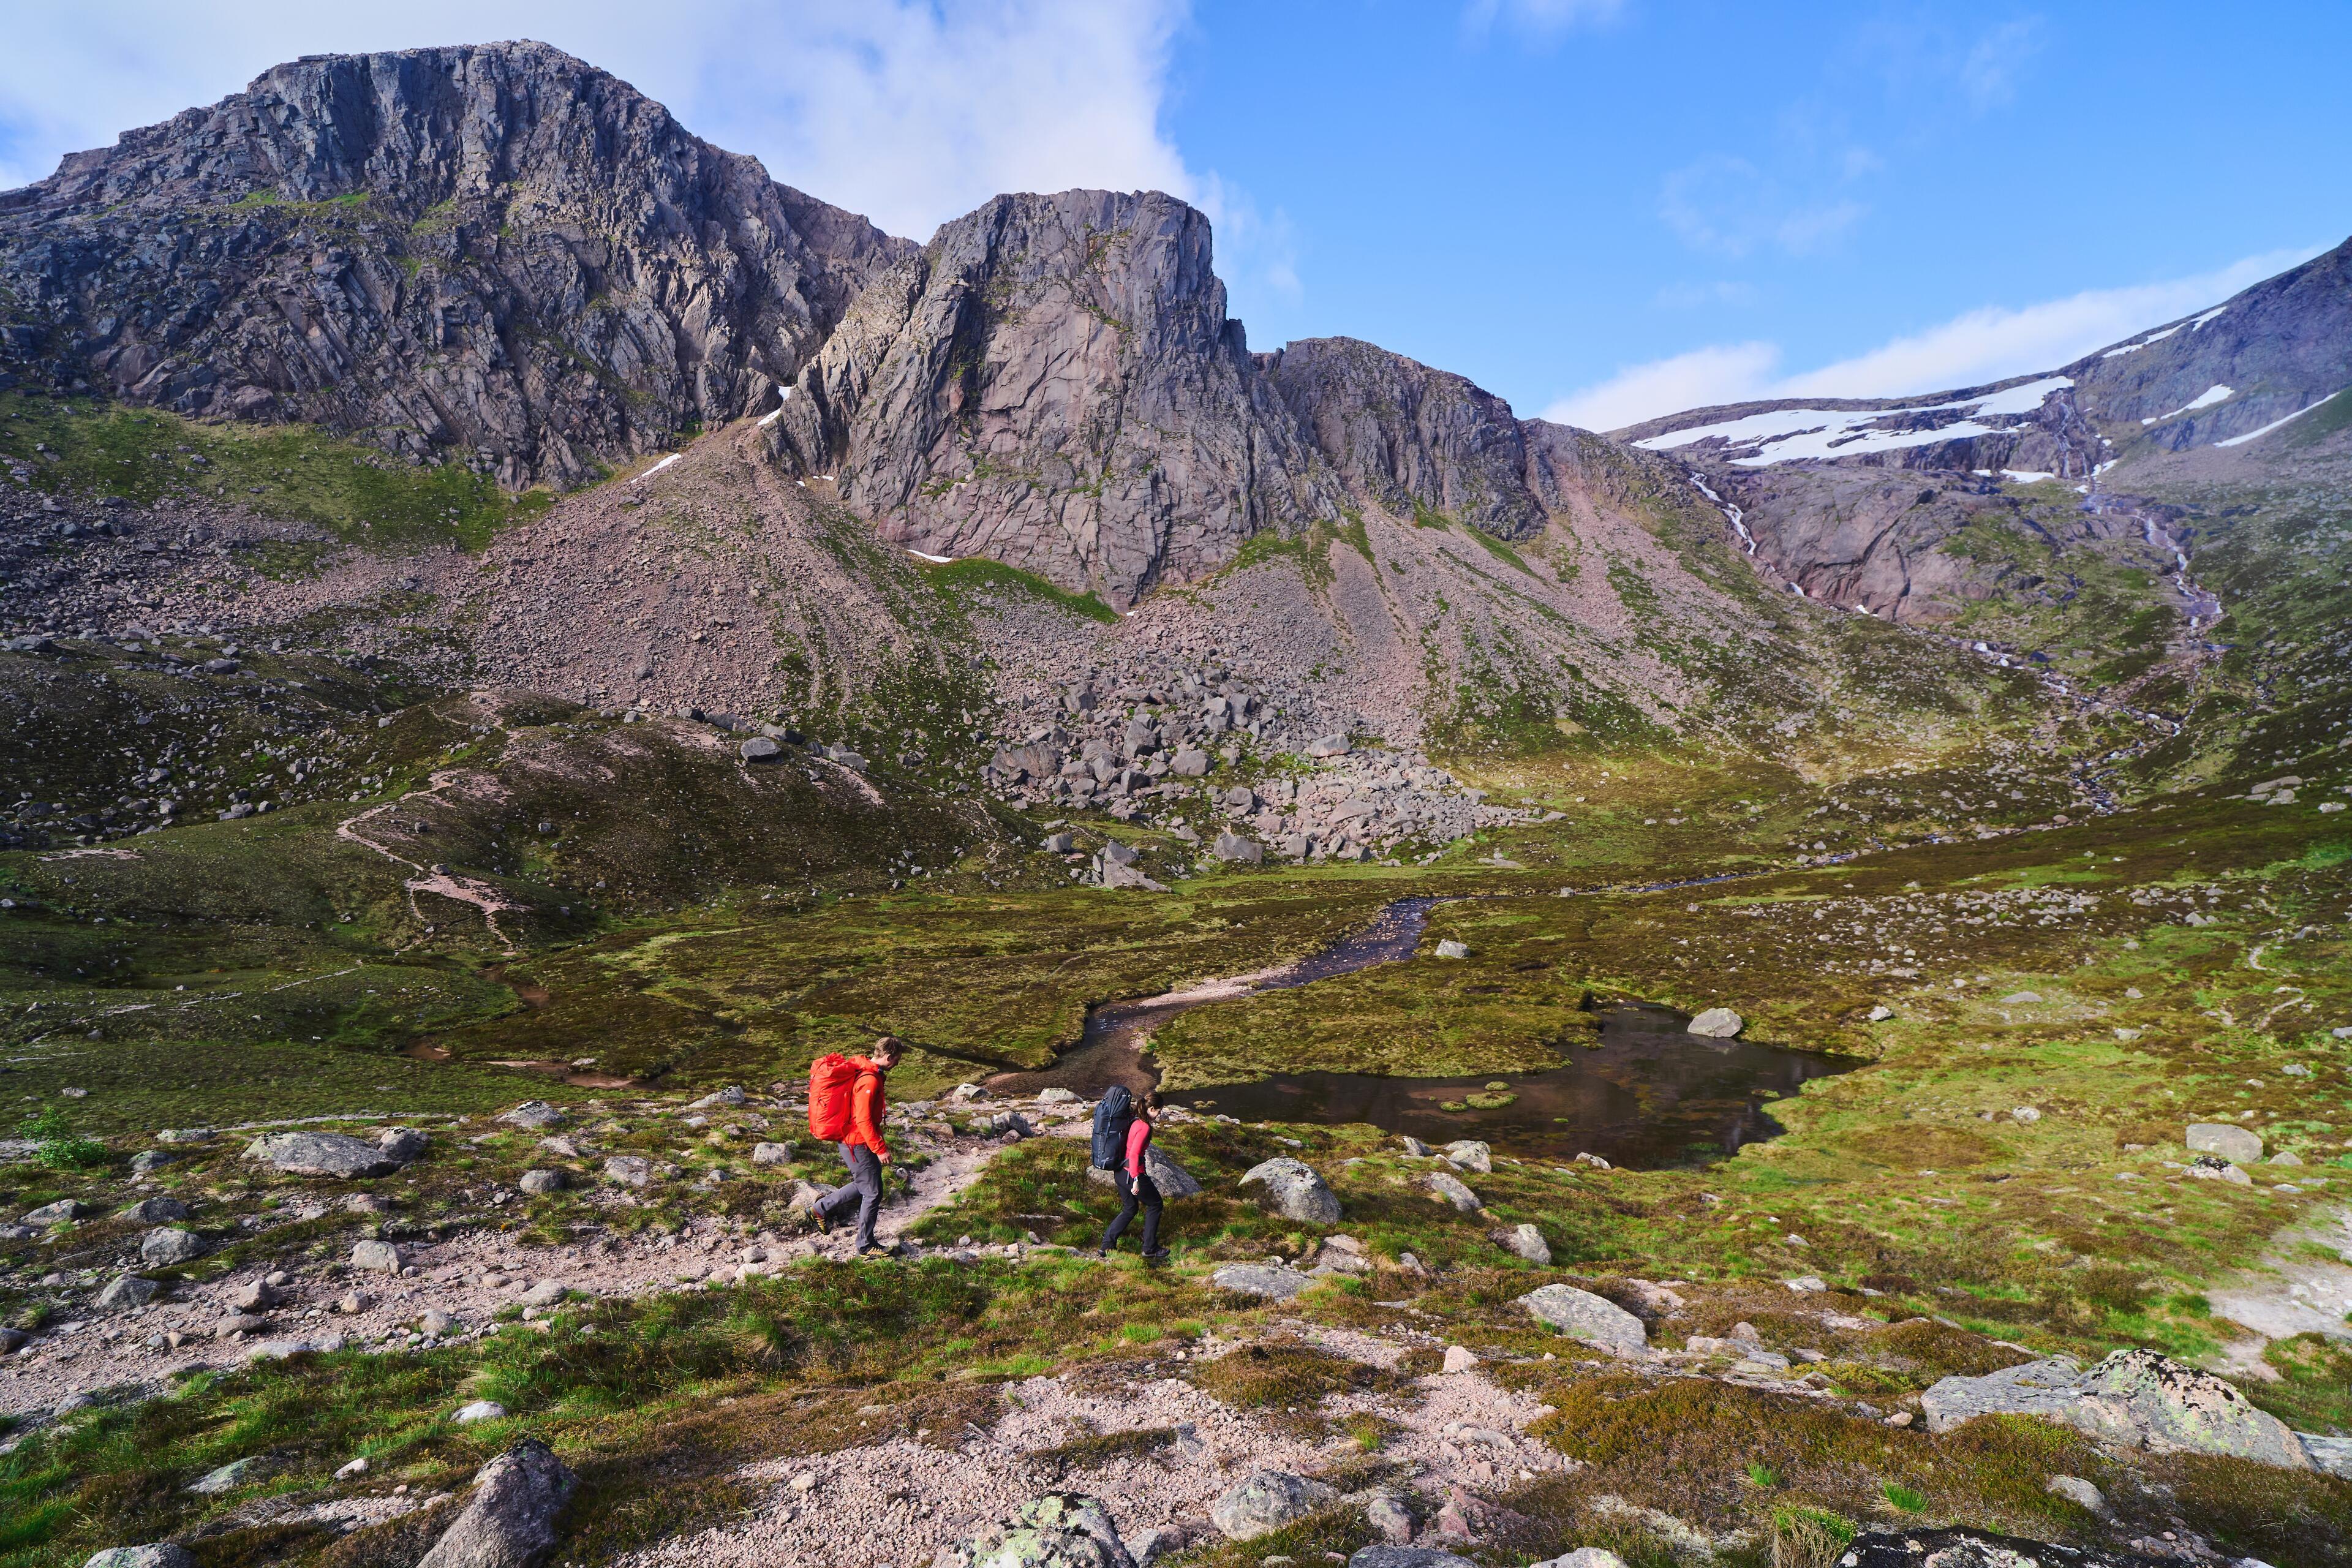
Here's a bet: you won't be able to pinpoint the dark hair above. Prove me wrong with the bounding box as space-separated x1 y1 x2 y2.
1140 1088 1161 1111
871 1035 905 1062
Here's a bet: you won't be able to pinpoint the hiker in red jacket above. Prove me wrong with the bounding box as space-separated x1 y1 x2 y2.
813 1036 900 1256
1095 1089 1167 1262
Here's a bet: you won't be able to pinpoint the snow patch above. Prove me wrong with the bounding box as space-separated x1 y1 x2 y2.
2214 390 2345 448
908 549 956 564
2189 305 2228 330
631 453 683 483
2154 385 2233 421
2000 470 2056 483
1637 377 2072 467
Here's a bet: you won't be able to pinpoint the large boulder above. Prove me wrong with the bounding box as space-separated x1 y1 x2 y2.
1210 1471 1338 1540
934 1493 1135 1568
497 1102 567 1129
141 1227 205 1266
84 1548 196 1568
1425 1172 1482 1213
1210 1264 1314 1301
1441 1140 1491 1174
95 1274 160 1311
1211 831 1262 864
1239 1158 1341 1224
1517 1284 1646 1355
1921 1349 2310 1469
351 1239 407 1274
241 1131 403 1178
1686 1008 1743 1038
1497 1223 1551 1265
1085 1147 1203 1199
415 1439 578 1568
119 1197 191 1224
2185 1123 2263 1163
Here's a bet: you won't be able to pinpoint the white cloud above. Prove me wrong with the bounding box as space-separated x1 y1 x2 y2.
1659 156 1868 259
1542 246 2323 431
1543 342 1782 431
1463 0 1627 36
0 1 1228 245
1958 17 2047 111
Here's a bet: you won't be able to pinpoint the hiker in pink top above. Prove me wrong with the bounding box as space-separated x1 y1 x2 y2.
1095 1090 1166 1262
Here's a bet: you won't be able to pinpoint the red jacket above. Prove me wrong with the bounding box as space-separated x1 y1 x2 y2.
843 1058 889 1156
1125 1116 1152 1179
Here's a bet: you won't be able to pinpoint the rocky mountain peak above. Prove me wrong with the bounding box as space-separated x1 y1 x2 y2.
0 41 911 486
767 187 1335 608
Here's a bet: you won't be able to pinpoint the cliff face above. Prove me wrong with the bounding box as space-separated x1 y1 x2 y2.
767 189 1335 608
1261 336 1548 541
0 41 910 487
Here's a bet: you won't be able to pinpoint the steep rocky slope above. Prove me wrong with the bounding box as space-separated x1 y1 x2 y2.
0 42 909 487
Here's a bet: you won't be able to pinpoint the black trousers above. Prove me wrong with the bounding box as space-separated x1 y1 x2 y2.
1099 1169 1162 1253
818 1142 883 1250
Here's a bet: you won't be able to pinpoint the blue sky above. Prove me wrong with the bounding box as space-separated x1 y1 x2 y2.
4 2 2345 428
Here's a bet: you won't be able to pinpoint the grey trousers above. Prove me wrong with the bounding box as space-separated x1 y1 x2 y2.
818 1142 883 1250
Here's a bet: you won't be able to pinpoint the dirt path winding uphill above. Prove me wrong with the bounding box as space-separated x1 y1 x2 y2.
334 769 533 952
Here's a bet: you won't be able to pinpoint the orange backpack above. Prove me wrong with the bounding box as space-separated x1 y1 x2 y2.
808 1054 862 1140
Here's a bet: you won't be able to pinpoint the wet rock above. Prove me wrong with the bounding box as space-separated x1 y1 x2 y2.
1922 1349 2310 1468
602 1155 653 1187
1085 1146 1202 1199
1838 1528 2159 1568
518 1169 566 1194
1441 1140 1491 1174
119 1197 190 1224
1211 1471 1337 1540
934 1493 1135 1568
351 1240 405 1274
1686 1008 1743 1038
241 1131 402 1179
1517 1283 1646 1355
497 1102 567 1129
96 1274 159 1310
2185 1123 2263 1163
1210 1264 1314 1301
2046 1475 2105 1512
1426 1172 1482 1213
416 1438 578 1568
1239 1157 1341 1223
83 1548 196 1568
140 1227 205 1265
1497 1223 1551 1265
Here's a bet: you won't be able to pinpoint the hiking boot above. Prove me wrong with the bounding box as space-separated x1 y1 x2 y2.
1141 1248 1170 1265
1092 1248 1109 1260
811 1207 832 1237
854 1242 894 1259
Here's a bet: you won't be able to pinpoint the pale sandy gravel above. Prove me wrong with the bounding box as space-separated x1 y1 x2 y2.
0 1116 1036 1417
617 1327 1570 1568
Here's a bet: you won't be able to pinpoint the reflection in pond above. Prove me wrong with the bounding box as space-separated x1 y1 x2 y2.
1165 1002 1854 1167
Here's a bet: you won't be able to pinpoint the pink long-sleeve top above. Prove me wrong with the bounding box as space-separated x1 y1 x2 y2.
1125 1115 1152 1179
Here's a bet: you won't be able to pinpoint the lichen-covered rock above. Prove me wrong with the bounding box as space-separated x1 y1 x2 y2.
1838 1527 2163 1568
83 1547 195 1568
1209 1264 1313 1301
518 1169 566 1194
242 1131 402 1178
1210 1470 1338 1540
1517 1284 1646 1355
140 1227 205 1265
2185 1122 2263 1163
602 1155 653 1187
1425 1172 1482 1213
1440 1140 1491 1174
415 1438 577 1568
1238 1158 1341 1224
498 1102 567 1129
933 1494 1136 1568
0 43 907 486
1921 1349 2310 1469
1498 1223 1551 1265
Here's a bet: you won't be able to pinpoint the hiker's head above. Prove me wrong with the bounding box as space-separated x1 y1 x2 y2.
1140 1089 1161 1115
869 1036 905 1068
